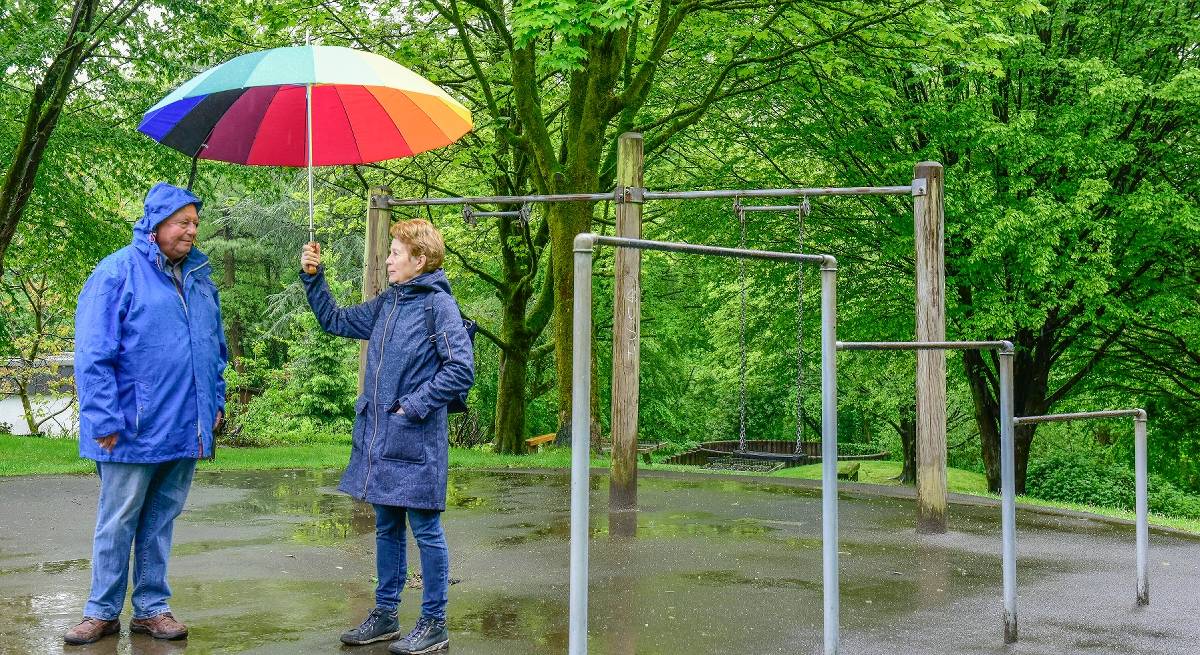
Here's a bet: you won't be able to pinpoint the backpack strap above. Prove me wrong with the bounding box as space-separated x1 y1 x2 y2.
389 292 441 414
424 293 437 341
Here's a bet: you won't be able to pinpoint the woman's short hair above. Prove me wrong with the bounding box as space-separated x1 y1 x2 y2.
390 219 445 273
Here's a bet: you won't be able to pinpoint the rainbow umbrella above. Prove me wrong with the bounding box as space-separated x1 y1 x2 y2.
138 44 472 242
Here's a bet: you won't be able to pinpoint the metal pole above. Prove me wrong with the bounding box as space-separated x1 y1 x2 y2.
1014 409 1146 424
305 29 315 244
1135 411 1149 606
837 341 1014 351
998 349 1018 643
1012 408 1151 609
568 235 595 655
644 185 914 200
385 185 915 208
590 235 828 263
821 260 839 655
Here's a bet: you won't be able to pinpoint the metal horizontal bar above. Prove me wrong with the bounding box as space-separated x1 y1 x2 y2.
390 191 614 207
386 185 914 208
740 205 807 212
838 340 1014 352
644 185 914 200
580 234 832 265
1014 409 1146 425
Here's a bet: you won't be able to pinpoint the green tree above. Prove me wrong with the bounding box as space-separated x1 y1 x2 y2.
751 0 1200 491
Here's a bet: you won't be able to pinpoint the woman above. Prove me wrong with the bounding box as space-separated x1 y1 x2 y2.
300 219 473 654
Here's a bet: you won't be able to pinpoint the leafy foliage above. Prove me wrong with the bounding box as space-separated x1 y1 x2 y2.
1026 452 1200 520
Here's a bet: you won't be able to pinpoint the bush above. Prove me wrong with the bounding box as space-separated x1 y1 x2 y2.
1026 452 1200 519
224 313 358 447
835 441 889 457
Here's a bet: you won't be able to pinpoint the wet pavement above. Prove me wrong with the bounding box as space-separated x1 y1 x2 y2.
1 468 1198 655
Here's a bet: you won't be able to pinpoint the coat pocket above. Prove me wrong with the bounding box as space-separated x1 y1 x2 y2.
380 411 427 464
130 380 149 436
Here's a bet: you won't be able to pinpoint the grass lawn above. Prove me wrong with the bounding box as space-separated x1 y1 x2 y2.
0 435 608 476
772 460 991 495
3 435 1195 534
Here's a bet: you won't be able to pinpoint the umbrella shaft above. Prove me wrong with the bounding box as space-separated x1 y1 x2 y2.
307 81 315 244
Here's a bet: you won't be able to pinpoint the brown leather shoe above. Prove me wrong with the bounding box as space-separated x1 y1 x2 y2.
63 617 120 645
130 612 188 640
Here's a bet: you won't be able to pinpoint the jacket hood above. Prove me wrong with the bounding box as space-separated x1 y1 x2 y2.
397 268 453 295
134 183 202 242
132 183 206 266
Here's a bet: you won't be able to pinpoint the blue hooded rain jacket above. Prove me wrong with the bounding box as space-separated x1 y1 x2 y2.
301 266 474 511
75 183 227 462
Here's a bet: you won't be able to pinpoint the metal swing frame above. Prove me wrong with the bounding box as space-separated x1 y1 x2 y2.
383 167 1153 654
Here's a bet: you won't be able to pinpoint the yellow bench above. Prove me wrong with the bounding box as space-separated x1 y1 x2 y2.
525 433 557 452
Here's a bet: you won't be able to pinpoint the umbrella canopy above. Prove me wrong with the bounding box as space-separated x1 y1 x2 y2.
138 45 472 166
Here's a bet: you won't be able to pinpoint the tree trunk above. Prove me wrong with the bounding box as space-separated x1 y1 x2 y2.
493 349 531 454
550 201 598 431
965 348 1046 494
0 0 100 272
19 383 38 436
221 242 251 406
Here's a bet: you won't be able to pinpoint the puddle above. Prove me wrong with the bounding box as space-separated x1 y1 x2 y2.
2 468 1197 654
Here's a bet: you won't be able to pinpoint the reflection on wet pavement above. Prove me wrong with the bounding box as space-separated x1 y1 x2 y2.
1 468 1198 654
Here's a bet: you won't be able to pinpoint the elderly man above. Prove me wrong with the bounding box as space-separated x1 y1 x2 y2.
65 183 227 645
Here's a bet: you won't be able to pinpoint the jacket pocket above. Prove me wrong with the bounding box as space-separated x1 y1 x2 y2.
133 380 148 436
380 412 427 464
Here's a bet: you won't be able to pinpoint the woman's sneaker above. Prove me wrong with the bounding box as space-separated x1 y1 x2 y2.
340 607 401 645
387 616 448 654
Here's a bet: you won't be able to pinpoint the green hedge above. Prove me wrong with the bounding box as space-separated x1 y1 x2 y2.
1026 453 1200 519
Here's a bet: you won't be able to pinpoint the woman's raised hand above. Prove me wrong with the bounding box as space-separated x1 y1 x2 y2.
301 242 321 274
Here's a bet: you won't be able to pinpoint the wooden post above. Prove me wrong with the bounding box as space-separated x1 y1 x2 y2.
359 186 392 393
610 133 643 514
913 161 947 533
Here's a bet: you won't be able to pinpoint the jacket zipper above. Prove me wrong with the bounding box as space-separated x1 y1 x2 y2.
185 262 211 458
363 291 401 498
168 257 214 458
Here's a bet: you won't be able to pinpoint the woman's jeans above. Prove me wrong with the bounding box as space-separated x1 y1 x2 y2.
84 459 196 620
373 504 449 619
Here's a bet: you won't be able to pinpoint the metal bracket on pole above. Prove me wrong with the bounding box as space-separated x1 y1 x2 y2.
615 185 645 204
911 178 928 197
370 194 393 210
462 206 478 227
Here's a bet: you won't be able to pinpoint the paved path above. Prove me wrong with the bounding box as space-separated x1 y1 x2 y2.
1 469 1197 654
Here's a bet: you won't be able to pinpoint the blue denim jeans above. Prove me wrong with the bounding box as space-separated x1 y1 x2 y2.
84 459 196 620
373 504 449 619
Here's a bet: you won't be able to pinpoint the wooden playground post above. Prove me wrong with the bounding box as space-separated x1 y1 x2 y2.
610 133 644 513
359 186 392 393
913 161 947 533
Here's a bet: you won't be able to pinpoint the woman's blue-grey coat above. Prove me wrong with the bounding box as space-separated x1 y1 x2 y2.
74 183 227 463
301 267 474 511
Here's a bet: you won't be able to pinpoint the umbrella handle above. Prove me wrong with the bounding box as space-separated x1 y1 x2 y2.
303 241 320 275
